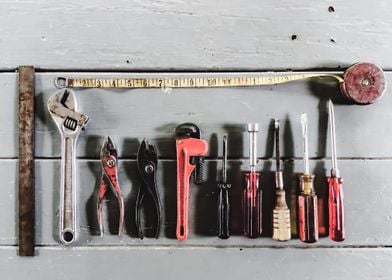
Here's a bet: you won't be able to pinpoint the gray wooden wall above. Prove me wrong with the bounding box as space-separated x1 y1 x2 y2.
2 0 392 279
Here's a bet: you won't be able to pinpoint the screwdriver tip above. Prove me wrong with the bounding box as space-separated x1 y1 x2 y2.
301 113 308 134
328 99 334 112
300 113 307 124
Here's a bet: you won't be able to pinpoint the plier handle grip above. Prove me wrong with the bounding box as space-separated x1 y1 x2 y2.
97 136 124 236
136 139 162 239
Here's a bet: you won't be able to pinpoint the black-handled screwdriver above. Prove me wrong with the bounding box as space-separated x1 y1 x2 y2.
217 135 231 239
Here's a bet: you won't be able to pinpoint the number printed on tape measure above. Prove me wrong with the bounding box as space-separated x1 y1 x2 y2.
59 73 343 89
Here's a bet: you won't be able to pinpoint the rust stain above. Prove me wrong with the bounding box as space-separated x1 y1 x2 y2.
18 66 35 257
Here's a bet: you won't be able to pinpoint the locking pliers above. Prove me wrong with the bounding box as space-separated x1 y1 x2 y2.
97 136 124 236
136 139 162 239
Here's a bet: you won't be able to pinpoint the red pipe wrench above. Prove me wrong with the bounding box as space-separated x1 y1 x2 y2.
175 123 208 241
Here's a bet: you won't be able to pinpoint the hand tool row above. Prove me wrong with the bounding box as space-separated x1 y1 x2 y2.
48 89 343 245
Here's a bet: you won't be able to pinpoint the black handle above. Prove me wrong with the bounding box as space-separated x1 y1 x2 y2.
218 183 230 239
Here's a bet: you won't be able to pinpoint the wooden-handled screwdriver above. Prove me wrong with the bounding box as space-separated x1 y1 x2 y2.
272 119 291 241
327 100 345 242
298 113 319 243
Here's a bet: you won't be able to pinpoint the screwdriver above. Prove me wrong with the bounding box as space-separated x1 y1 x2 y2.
243 123 262 238
272 119 291 241
327 100 345 242
298 113 319 243
217 135 231 239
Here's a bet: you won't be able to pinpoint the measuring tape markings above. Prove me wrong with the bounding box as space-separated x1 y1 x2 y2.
54 63 386 104
56 73 344 89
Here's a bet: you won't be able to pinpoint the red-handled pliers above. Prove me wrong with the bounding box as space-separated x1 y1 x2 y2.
97 136 124 236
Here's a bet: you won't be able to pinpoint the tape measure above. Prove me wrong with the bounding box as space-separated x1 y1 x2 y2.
55 62 386 105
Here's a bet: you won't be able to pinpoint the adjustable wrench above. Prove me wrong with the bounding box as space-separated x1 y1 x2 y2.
48 89 89 245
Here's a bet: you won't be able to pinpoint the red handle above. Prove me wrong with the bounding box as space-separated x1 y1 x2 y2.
243 172 262 238
176 138 208 241
298 194 318 243
328 177 345 242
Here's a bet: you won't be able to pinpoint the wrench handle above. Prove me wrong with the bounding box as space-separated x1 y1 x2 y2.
328 177 345 242
60 136 77 244
176 138 208 241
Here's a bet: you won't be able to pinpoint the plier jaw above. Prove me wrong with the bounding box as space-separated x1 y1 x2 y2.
97 136 124 237
136 139 162 239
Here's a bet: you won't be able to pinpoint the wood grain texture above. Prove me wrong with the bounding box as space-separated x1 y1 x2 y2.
1 72 392 158
0 0 391 70
18 66 35 256
1 159 392 247
2 0 392 277
1 247 392 280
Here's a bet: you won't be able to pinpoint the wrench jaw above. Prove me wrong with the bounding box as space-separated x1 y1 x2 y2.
47 89 89 245
47 89 89 138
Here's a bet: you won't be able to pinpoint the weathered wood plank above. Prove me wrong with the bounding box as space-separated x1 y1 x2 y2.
0 74 18 158
1 0 391 70
2 72 392 158
34 72 392 158
1 159 392 246
0 246 391 280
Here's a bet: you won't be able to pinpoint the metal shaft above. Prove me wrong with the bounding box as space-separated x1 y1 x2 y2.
247 123 259 172
60 135 78 245
328 100 339 177
275 119 281 172
274 119 284 190
301 113 310 175
222 135 228 183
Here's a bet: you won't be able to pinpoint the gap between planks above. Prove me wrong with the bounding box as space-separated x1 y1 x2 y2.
0 244 392 250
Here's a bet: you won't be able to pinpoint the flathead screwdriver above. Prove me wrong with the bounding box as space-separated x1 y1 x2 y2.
243 123 262 238
298 113 318 243
217 135 231 239
272 119 291 241
327 100 345 242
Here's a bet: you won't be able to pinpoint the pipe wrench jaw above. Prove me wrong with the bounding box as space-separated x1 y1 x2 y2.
47 89 89 135
175 123 205 184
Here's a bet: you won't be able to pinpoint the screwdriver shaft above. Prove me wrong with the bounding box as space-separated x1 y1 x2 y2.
328 100 339 177
248 123 258 172
301 113 310 175
275 119 281 172
222 135 228 183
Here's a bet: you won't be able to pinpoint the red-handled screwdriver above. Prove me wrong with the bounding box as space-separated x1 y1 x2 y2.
243 123 262 238
298 113 319 243
327 100 345 242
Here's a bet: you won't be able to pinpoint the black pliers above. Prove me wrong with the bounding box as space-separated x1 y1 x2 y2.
136 139 162 239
